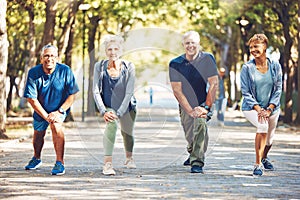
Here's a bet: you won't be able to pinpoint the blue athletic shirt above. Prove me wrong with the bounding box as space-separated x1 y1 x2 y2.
23 63 79 121
169 52 218 108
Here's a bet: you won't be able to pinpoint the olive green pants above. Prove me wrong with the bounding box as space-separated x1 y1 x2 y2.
103 108 136 156
179 107 208 167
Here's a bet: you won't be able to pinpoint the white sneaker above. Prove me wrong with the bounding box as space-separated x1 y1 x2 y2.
124 157 136 169
102 162 116 175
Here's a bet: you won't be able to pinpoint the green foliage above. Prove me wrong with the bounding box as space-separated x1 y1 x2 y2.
7 3 29 77
7 0 45 76
5 0 300 113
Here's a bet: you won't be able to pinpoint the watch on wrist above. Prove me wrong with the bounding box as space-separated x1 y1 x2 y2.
200 103 211 112
58 107 66 114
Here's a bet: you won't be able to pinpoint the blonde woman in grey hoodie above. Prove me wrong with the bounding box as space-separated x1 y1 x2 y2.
93 35 136 175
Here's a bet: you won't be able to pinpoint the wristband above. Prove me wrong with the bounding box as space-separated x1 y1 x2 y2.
58 107 66 115
200 103 210 112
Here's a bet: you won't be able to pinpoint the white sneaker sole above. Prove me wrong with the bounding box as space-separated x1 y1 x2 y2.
51 170 65 175
125 165 136 169
25 162 42 170
102 171 116 176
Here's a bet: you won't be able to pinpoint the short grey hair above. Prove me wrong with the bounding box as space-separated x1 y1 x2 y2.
103 35 124 50
40 44 58 56
182 31 200 44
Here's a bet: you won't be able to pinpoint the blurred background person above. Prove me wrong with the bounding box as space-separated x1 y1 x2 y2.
216 67 227 126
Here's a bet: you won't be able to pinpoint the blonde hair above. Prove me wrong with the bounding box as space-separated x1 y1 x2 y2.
247 33 268 46
103 35 124 50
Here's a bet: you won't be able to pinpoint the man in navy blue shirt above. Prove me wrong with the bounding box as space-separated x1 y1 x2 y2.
23 44 79 175
169 31 218 173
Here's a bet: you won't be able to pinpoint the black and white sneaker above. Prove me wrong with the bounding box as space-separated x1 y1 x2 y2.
262 158 274 171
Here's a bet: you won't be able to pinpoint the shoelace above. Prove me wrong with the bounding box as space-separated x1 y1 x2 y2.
105 163 113 168
29 159 39 165
54 163 63 170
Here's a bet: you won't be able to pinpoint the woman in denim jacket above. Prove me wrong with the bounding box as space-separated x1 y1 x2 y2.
240 33 282 176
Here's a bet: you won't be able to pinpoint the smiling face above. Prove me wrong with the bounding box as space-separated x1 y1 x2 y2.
247 34 268 59
182 33 200 60
40 46 58 74
105 42 122 61
249 41 267 59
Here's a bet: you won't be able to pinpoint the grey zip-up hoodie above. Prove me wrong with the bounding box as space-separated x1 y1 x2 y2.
93 59 135 117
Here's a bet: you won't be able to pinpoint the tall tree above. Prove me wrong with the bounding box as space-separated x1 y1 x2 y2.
62 0 84 67
58 0 83 62
295 0 300 124
41 0 57 46
236 0 298 122
87 15 101 116
0 0 8 138
10 0 37 109
269 0 295 123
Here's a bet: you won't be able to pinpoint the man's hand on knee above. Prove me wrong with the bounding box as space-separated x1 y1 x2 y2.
194 106 208 118
47 111 65 124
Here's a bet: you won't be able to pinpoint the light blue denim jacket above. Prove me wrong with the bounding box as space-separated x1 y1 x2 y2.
240 57 282 111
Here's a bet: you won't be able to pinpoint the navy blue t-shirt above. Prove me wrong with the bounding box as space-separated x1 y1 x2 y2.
169 52 218 108
101 66 133 113
23 63 79 121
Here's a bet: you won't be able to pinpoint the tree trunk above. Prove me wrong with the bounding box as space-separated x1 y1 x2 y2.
19 2 36 109
64 21 76 122
0 0 8 139
269 1 294 123
294 0 300 124
65 20 75 67
283 36 293 123
7 76 16 112
87 16 100 116
41 0 57 46
65 27 75 123
278 5 294 123
227 26 240 107
63 1 83 122
57 0 82 58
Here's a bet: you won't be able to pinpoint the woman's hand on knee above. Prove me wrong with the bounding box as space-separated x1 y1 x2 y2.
104 111 118 122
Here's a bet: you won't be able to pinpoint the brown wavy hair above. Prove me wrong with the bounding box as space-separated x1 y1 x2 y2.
247 33 268 46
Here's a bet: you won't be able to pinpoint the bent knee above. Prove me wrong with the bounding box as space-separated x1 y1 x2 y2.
106 120 118 131
49 122 63 131
195 118 206 124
